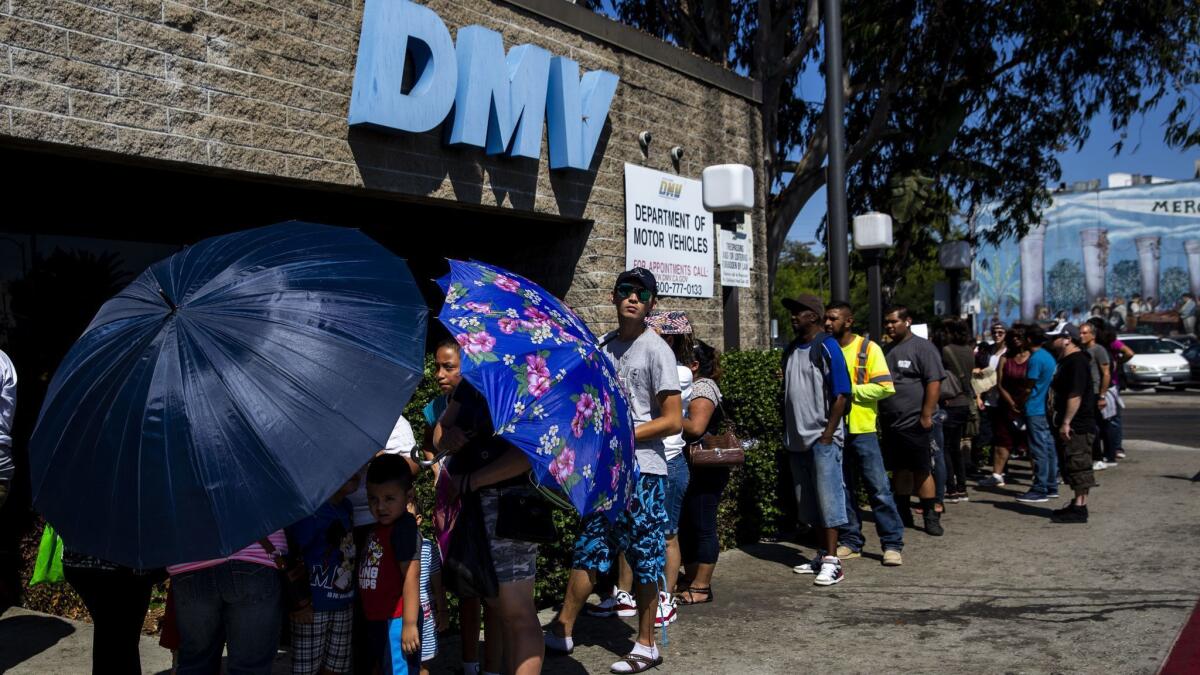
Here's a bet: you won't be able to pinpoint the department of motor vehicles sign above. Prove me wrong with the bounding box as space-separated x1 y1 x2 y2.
624 163 714 298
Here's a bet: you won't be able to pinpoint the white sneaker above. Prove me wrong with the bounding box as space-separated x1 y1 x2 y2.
1104 460 1119 468
793 558 818 574
814 557 844 586
655 592 677 626
1092 460 1107 471
978 473 1005 487
614 589 637 617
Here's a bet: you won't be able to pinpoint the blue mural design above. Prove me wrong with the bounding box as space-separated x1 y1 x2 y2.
974 179 1200 326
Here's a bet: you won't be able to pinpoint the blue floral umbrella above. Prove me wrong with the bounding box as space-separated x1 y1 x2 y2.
437 260 637 519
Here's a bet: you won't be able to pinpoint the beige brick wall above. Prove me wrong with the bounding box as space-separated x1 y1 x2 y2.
0 0 770 349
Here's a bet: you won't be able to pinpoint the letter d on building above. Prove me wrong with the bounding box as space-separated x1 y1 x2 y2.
349 0 457 132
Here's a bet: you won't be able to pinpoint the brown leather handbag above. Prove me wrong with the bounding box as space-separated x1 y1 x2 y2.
686 402 745 467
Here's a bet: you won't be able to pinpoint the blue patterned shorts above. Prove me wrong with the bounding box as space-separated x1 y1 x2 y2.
572 474 666 585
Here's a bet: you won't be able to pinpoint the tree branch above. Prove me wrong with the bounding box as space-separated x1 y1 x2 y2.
778 0 821 77
846 82 897 167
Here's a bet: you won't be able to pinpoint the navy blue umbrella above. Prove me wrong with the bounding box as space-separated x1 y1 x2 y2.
29 222 427 569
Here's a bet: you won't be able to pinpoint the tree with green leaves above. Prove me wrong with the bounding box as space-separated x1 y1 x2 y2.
600 0 1200 296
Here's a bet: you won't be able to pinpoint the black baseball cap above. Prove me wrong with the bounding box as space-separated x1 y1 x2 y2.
782 294 824 316
615 267 657 297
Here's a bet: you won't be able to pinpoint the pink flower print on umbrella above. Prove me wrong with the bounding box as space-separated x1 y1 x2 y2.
437 260 637 521
525 354 552 398
610 461 621 491
550 446 576 485
524 306 552 325
571 392 597 437
494 275 521 292
457 331 496 356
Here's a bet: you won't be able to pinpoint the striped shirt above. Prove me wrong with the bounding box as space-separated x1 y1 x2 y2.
419 537 441 661
167 530 287 576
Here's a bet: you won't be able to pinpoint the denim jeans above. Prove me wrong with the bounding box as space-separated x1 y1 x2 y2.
837 433 904 553
680 466 731 565
1105 409 1123 461
173 560 283 675
664 453 691 536
1025 414 1058 496
932 409 947 502
789 442 848 529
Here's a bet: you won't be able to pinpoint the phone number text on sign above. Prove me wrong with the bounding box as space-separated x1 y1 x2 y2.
624 163 715 298
629 259 708 297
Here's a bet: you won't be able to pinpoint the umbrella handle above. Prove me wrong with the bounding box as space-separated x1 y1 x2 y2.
410 445 450 469
529 474 574 512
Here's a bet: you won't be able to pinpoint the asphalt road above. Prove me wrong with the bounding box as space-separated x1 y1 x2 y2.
1120 390 1200 448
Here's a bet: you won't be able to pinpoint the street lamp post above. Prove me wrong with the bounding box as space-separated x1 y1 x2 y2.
823 0 850 303
853 213 894 340
939 240 972 317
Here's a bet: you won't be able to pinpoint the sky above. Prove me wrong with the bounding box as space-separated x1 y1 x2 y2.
786 93 1200 251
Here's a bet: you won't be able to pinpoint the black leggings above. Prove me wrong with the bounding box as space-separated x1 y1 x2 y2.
679 466 731 566
943 406 971 493
64 565 156 675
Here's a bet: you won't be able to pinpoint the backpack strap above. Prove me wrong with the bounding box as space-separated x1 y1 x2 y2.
854 334 871 386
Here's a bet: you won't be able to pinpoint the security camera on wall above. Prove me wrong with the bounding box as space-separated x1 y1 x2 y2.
702 164 754 229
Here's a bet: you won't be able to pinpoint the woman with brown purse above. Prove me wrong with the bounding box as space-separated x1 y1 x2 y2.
675 340 729 605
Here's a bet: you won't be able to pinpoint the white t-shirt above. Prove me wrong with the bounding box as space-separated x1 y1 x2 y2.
663 365 693 461
349 415 416 527
0 350 15 484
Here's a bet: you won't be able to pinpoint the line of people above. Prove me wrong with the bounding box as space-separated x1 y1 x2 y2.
781 296 1112 588
9 272 1127 674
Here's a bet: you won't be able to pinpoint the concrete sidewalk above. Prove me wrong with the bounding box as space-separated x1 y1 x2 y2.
3 443 1197 673
535 442 1200 674
0 606 170 674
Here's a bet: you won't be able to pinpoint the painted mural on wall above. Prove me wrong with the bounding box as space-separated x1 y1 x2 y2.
974 179 1200 326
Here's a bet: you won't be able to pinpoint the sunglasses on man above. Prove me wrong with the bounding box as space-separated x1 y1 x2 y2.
616 283 653 304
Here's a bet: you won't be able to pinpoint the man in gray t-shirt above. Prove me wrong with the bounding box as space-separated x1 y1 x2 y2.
1082 331 1110 395
601 328 680 476
878 306 946 536
547 268 682 672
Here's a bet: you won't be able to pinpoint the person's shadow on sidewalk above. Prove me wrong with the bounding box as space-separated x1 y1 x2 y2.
737 542 801 567
542 611 637 672
973 498 1054 518
0 614 76 671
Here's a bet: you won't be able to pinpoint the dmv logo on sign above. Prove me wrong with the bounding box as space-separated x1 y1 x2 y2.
349 0 619 171
658 179 683 199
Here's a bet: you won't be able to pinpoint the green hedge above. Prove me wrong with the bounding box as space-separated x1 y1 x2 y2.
716 349 789 548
